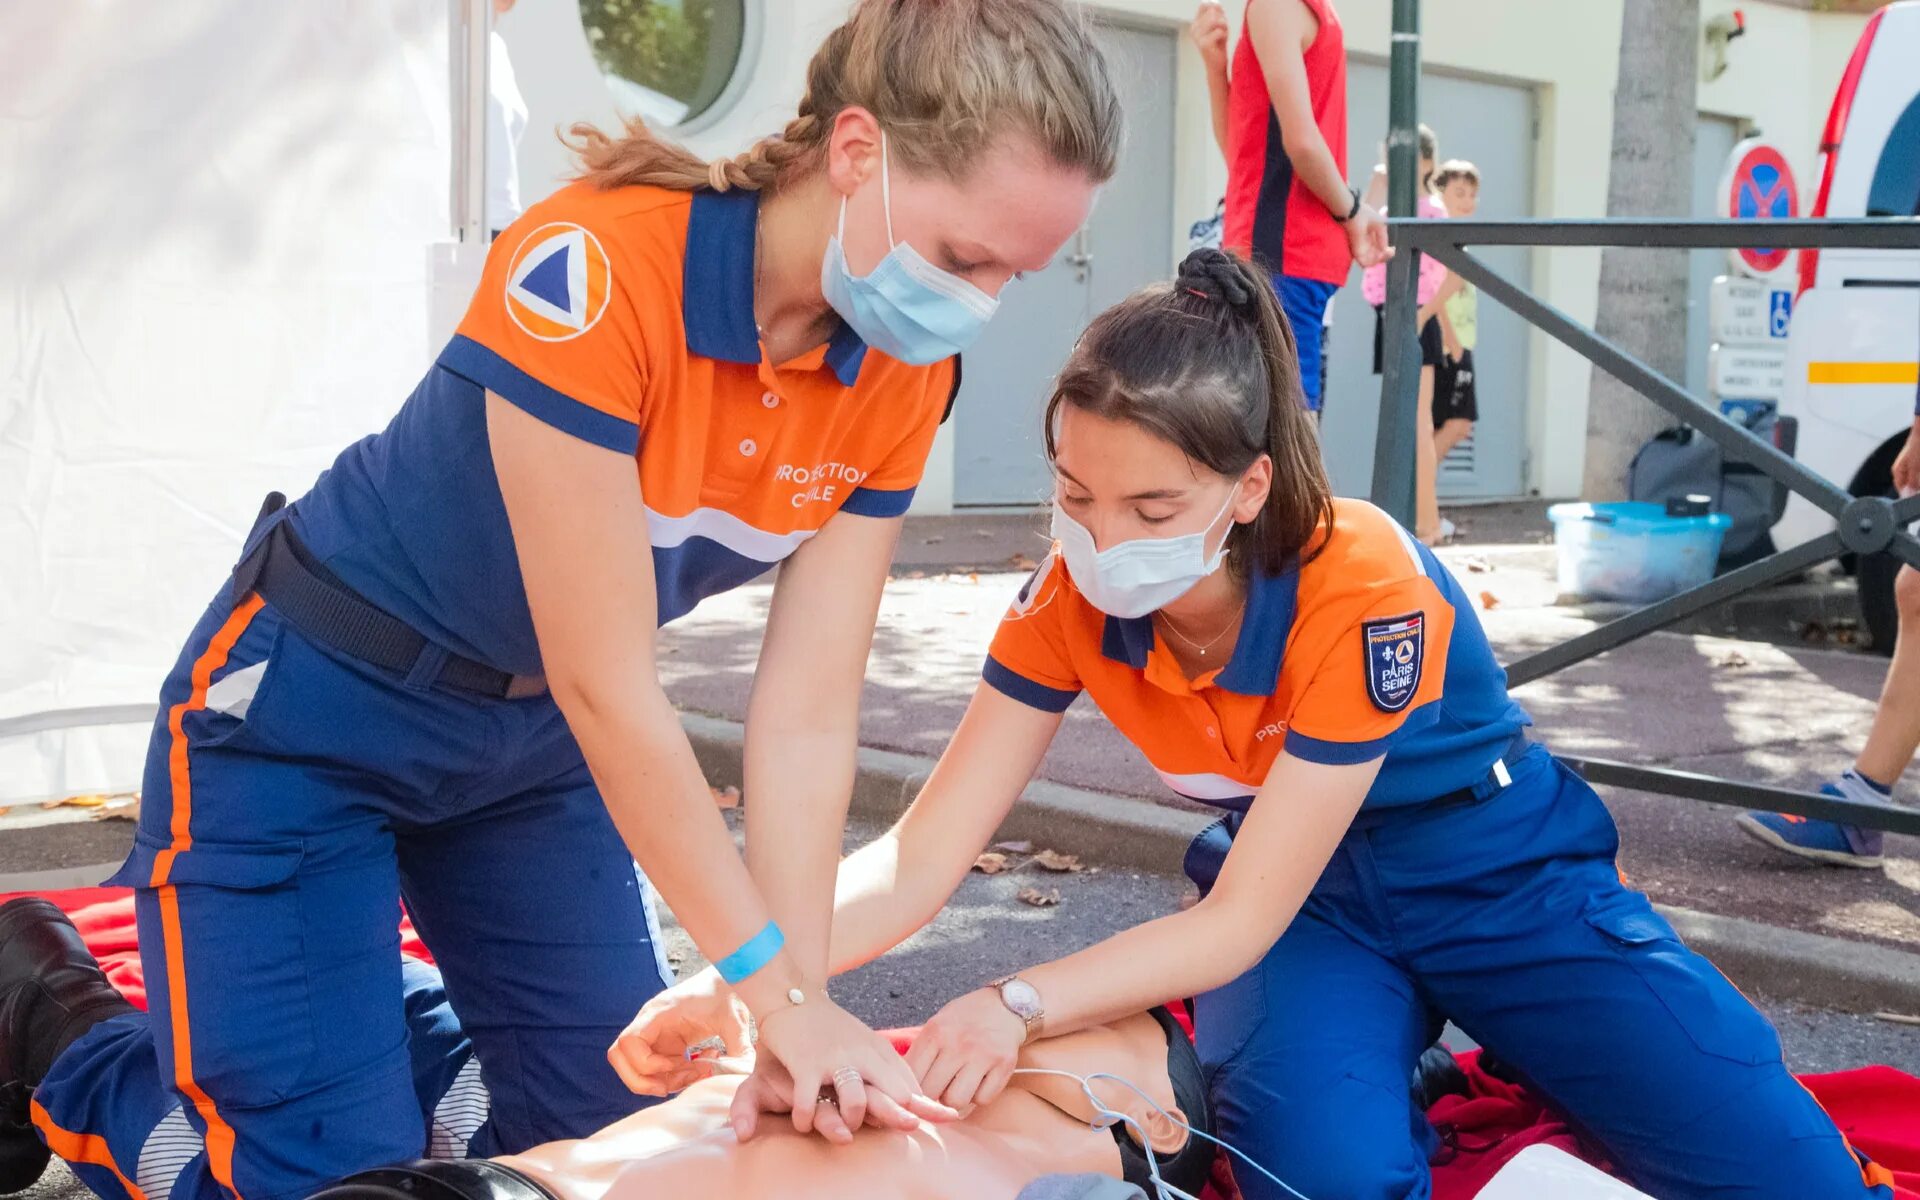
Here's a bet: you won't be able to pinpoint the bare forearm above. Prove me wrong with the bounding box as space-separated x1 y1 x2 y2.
827 833 951 975
743 723 857 982
1021 755 1372 1039
1024 897 1285 1038
567 682 780 984
1289 133 1354 218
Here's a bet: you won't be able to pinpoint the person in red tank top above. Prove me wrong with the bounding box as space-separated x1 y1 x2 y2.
1193 0 1387 413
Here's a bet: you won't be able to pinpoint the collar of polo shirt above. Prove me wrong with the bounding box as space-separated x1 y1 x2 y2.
680 188 869 388
1100 563 1301 698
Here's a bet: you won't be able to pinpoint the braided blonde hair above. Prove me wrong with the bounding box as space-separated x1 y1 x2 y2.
567 0 1122 194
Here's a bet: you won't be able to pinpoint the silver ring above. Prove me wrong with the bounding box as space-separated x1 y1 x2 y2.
831 1066 862 1089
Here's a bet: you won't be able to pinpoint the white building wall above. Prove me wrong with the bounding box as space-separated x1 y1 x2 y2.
500 0 1871 506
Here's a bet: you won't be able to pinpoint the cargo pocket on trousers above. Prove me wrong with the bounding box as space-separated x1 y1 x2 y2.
1583 901 1779 1067
190 618 290 752
107 833 316 1108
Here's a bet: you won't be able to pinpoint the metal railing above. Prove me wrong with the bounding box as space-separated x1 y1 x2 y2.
1374 214 1920 837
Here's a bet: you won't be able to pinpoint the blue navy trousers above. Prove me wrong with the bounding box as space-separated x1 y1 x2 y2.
34 592 673 1200
1186 745 1891 1200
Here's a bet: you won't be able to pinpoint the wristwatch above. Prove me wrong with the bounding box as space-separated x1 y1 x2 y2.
987 975 1044 1040
1336 186 1363 223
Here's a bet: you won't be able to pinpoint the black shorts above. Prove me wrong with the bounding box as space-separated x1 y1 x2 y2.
1433 347 1479 426
1372 304 1444 373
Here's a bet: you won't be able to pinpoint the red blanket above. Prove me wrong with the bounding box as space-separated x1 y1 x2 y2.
11 888 1917 1198
4 887 433 1012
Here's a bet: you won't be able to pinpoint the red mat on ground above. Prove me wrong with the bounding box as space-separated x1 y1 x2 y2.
10 887 1918 1198
1 887 433 1012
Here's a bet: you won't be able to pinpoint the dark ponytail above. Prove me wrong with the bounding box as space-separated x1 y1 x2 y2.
1043 248 1335 578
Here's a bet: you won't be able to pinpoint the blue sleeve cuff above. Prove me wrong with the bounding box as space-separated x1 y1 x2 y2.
1284 699 1441 765
841 485 917 518
439 335 640 455
983 655 1079 713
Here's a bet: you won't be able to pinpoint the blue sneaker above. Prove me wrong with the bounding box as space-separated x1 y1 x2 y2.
1736 784 1885 868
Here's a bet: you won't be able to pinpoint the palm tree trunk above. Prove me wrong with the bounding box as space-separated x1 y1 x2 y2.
1582 0 1700 500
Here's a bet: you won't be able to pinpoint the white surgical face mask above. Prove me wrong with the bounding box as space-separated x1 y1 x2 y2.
1051 486 1239 620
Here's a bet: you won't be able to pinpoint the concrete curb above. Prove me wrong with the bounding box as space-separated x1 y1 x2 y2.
681 712 1920 1016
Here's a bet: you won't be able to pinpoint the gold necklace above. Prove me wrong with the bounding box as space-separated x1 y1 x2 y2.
1157 607 1243 658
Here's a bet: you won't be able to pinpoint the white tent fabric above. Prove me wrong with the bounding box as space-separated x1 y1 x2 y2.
1 3 454 803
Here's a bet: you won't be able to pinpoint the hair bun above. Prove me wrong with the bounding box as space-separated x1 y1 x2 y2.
1175 248 1256 312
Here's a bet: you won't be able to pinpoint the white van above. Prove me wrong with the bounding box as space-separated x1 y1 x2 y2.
1772 0 1920 650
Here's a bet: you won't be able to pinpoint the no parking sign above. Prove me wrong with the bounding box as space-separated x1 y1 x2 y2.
1717 137 1799 281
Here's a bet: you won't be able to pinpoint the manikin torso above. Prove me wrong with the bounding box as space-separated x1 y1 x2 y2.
500 1013 1193 1200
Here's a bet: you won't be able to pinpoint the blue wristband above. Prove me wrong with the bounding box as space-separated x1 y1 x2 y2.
714 921 785 986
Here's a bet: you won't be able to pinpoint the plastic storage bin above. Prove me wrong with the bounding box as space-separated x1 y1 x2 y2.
1547 501 1732 604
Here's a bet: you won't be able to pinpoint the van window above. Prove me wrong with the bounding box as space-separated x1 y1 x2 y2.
1867 96 1920 217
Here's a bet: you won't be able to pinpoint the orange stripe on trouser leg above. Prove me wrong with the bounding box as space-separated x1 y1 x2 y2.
29 1099 151 1200
151 593 265 1198
154 594 264 887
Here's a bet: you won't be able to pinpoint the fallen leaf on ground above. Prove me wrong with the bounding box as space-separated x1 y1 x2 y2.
1016 886 1062 908
1007 552 1039 570
973 852 1011 875
0 808 10 818
1478 590 1501 611
967 573 980 584
1032 849 1083 873
1713 651 1750 669
993 840 1034 854
44 794 110 810
923 535 944 545
711 785 741 809
1464 556 1492 573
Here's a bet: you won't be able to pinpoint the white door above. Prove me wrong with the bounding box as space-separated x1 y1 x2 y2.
952 21 1177 507
1321 61 1538 501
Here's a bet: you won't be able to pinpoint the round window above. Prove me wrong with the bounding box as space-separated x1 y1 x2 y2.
579 0 749 129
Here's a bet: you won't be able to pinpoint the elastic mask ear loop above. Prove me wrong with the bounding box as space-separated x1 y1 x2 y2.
1203 485 1240 572
879 130 897 249
1009 1067 1314 1200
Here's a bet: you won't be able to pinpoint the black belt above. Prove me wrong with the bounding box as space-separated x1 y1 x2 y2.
230 493 547 700
1346 728 1535 832
1433 728 1533 807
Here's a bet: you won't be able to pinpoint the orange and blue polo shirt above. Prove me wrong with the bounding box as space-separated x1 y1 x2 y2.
288 183 954 676
984 499 1530 811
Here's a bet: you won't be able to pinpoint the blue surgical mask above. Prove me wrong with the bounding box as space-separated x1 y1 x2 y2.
1052 487 1238 620
820 132 1000 365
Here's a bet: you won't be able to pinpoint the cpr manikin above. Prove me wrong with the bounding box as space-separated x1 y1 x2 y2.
310 1009 1210 1200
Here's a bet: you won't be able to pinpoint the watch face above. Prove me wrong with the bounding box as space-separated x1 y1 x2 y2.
1002 978 1042 1018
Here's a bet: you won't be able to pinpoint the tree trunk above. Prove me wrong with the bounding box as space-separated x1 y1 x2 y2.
1582 0 1700 500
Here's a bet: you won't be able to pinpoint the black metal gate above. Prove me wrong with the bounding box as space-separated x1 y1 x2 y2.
1376 0 1920 836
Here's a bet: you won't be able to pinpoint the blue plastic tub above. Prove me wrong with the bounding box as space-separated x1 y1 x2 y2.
1546 501 1732 604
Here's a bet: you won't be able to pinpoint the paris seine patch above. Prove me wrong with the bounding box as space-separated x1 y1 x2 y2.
1362 612 1425 713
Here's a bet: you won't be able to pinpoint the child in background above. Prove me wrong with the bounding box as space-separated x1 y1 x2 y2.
1431 161 1481 473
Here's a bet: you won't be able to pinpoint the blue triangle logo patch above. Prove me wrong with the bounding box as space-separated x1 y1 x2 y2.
519 242 572 312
